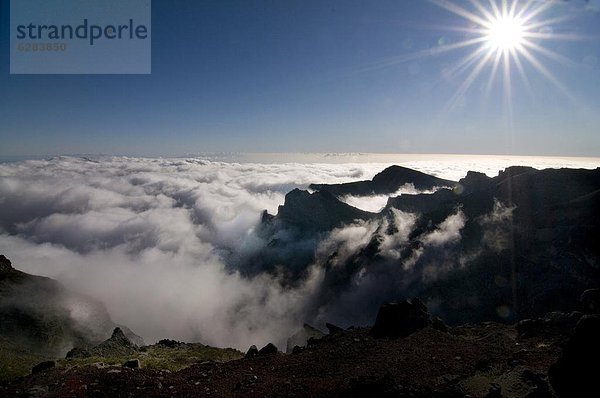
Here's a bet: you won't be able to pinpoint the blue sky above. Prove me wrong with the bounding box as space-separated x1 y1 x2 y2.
1 0 599 157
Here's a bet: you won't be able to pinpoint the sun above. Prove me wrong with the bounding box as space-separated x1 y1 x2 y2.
366 0 580 117
413 0 580 114
486 15 525 51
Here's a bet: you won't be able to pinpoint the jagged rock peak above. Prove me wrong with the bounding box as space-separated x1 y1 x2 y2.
276 188 374 232
455 171 494 195
459 170 492 186
497 166 537 180
67 326 139 359
0 254 13 273
103 327 138 349
111 327 127 340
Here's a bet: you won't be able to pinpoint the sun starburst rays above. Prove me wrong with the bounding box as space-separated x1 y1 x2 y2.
426 0 580 114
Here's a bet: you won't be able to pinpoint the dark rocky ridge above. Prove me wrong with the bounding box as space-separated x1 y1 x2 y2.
393 167 600 324
386 188 455 214
255 165 600 328
309 165 456 197
275 188 376 232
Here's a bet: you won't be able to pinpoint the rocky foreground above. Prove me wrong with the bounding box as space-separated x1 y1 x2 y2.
1 294 599 397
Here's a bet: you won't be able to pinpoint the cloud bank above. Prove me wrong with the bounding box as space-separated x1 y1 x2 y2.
0 157 387 349
0 155 597 350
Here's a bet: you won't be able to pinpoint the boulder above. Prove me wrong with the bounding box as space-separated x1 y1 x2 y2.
157 339 182 348
516 312 582 340
258 343 278 355
485 382 502 398
431 317 448 332
325 323 344 335
245 345 258 359
549 315 600 397
544 311 576 325
65 346 92 359
286 324 325 353
371 299 432 338
31 361 56 375
580 288 600 313
123 359 140 369
515 318 543 338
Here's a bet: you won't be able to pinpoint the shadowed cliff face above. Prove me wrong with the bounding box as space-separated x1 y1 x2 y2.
276 189 376 232
0 255 141 358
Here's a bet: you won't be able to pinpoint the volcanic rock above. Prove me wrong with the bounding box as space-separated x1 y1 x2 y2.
286 324 325 353
493 367 550 398
31 361 56 375
310 165 456 196
325 323 344 335
431 317 448 332
157 339 182 348
291 345 305 354
516 312 582 341
123 359 140 369
371 299 432 339
275 189 375 232
67 327 138 359
549 314 600 397
258 343 278 355
458 170 493 194
0 255 13 273
245 345 258 358
580 288 600 313
386 188 454 214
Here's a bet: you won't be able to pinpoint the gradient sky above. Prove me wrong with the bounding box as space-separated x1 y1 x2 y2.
1 0 599 157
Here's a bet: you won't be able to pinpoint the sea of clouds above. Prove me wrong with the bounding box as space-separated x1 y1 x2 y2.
0 154 598 350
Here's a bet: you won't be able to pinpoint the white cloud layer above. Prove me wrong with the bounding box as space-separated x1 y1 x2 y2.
0 155 597 350
0 157 388 349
